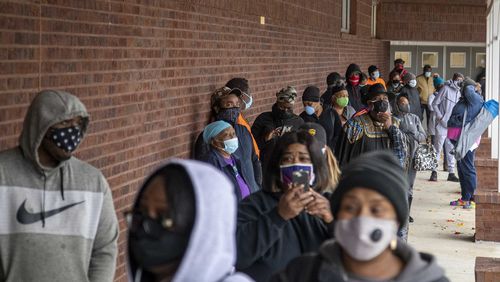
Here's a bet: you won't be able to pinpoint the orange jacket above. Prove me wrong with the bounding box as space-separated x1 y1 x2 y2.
237 114 260 158
366 77 387 89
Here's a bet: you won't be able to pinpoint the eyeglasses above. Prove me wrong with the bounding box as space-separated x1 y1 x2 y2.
124 210 174 238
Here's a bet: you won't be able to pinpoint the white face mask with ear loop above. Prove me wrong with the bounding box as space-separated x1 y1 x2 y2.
241 92 253 110
334 216 398 261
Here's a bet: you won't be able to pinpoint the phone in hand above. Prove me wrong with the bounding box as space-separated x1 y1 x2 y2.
292 170 310 192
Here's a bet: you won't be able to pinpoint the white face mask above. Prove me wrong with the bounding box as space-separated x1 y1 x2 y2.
371 71 380 80
241 92 253 110
424 71 432 78
334 216 398 261
408 79 417 88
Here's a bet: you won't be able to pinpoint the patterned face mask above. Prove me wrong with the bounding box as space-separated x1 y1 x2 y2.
47 126 82 152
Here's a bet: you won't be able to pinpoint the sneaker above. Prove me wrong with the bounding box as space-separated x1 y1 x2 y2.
429 171 437 182
447 173 459 182
463 201 476 209
450 199 467 206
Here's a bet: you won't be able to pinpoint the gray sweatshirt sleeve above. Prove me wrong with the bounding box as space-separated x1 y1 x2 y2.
88 177 119 282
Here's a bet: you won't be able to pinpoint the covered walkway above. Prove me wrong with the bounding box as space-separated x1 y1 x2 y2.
410 168 500 281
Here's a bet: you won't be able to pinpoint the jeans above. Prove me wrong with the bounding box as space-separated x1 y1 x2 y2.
456 149 477 201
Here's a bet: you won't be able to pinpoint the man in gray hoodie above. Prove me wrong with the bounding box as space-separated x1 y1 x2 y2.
0 90 119 282
429 73 464 182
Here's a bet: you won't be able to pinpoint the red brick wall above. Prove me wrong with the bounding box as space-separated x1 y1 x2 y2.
378 0 486 42
0 0 389 280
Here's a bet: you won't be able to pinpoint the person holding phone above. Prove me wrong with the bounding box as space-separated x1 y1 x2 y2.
236 131 333 282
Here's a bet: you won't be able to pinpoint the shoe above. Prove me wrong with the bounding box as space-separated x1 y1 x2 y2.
409 216 414 223
463 201 476 209
447 173 459 182
429 171 437 182
450 199 467 206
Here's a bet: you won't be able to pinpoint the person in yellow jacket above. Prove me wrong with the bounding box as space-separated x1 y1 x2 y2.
416 65 435 129
366 65 386 89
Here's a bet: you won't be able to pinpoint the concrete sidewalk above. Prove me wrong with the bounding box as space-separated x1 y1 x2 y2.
409 169 500 281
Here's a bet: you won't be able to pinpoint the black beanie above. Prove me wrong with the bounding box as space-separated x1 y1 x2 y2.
331 84 347 96
302 86 321 102
330 150 409 228
299 122 327 148
368 65 378 74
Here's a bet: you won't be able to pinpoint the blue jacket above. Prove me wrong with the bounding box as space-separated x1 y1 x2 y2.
447 85 484 128
202 149 259 202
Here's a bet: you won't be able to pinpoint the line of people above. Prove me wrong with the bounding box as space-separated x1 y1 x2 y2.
3 59 488 281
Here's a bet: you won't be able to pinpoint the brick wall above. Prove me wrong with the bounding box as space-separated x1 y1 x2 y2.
0 0 389 280
476 257 500 282
378 0 486 42
476 192 500 242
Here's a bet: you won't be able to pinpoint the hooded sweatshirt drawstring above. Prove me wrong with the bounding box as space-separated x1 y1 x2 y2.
41 172 46 228
60 166 65 201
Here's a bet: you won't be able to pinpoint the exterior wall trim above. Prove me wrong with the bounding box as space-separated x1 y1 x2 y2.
390 41 486 47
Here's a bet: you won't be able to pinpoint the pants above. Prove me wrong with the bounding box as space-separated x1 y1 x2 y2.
457 149 477 201
433 127 456 172
421 104 431 129
407 164 417 197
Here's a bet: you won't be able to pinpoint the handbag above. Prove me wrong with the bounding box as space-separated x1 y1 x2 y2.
413 138 438 171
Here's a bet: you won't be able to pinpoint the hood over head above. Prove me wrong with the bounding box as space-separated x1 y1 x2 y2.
345 64 361 79
128 159 251 282
20 90 89 172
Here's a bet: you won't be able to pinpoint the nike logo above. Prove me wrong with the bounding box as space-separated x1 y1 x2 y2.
16 199 85 225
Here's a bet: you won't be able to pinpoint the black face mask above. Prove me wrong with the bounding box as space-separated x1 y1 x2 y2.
372 100 389 113
129 214 189 269
276 108 294 120
216 107 240 124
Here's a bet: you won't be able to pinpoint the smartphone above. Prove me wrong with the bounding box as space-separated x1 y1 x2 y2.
292 170 310 192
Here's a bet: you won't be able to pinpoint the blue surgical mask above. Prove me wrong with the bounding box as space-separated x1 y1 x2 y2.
424 71 432 78
223 137 239 154
371 71 380 80
304 105 315 116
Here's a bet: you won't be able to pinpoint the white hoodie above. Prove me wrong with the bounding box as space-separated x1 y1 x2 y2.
128 159 253 282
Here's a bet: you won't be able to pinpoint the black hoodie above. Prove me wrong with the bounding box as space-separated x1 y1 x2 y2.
270 240 449 282
345 64 364 111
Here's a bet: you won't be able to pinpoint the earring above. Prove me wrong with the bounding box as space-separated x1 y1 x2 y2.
390 239 398 251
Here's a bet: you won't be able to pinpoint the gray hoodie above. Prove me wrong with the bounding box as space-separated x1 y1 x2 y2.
128 159 253 282
431 80 461 131
0 90 118 282
271 239 449 282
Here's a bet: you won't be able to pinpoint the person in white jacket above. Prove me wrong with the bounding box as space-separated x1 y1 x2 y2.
429 73 464 182
127 159 253 282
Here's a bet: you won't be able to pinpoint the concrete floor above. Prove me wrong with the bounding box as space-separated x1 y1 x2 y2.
409 169 500 281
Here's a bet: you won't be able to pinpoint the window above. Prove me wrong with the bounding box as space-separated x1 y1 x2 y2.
422 52 438 68
476 53 486 68
450 52 466 68
394 51 412 68
371 0 377 37
341 0 350 33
